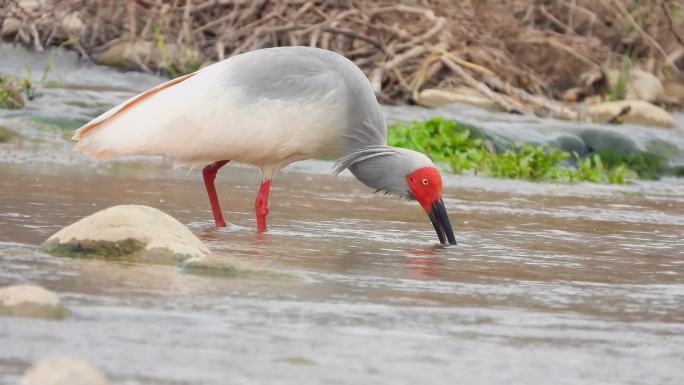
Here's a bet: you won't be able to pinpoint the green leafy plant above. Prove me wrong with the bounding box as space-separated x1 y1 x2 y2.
388 118 642 184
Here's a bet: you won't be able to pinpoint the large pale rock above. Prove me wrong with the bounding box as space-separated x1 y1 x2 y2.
416 88 501 111
0 284 67 319
22 357 108 385
583 100 676 128
607 69 664 103
1 17 21 37
40 205 210 264
663 79 684 103
93 39 200 72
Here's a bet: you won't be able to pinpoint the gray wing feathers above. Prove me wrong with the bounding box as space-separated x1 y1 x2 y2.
332 145 398 175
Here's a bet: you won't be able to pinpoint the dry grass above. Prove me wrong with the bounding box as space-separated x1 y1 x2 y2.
2 0 683 110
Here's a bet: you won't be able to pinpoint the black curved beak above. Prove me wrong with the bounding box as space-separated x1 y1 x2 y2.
427 198 457 245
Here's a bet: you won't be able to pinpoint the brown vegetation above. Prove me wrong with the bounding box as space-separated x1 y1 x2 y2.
2 0 684 113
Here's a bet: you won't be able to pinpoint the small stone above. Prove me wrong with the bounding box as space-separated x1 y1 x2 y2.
1 17 21 37
40 205 210 264
583 101 676 128
22 357 109 385
416 88 501 111
60 12 84 36
0 284 67 319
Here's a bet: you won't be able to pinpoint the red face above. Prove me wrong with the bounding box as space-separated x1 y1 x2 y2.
406 167 457 245
406 167 443 211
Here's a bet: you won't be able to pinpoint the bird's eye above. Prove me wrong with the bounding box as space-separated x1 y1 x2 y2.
422 178 429 186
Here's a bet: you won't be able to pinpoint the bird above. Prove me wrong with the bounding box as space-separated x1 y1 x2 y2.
72 46 457 245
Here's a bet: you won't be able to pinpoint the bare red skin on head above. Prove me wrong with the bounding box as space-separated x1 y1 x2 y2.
406 167 442 212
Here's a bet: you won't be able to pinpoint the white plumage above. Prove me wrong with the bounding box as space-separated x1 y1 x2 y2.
74 52 349 178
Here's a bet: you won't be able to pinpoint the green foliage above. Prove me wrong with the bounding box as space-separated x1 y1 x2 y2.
482 143 569 181
596 148 664 180
387 117 646 184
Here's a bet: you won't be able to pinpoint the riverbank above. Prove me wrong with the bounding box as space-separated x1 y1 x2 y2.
3 0 684 122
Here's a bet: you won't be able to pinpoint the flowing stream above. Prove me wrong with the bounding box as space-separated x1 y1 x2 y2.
1 44 683 384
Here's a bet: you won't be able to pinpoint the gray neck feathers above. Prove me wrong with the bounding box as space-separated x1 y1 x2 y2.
333 145 434 198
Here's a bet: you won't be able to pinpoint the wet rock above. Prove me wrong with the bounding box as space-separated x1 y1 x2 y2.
22 357 109 385
416 88 501 111
40 205 210 264
644 138 682 159
545 133 588 156
583 101 676 128
181 255 298 280
0 284 67 319
579 129 638 155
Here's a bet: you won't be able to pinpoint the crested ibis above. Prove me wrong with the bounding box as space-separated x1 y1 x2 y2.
72 47 457 245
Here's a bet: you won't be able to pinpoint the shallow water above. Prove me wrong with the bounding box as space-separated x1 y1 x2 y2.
1 44 684 384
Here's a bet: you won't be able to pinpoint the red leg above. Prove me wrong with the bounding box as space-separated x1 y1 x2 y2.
255 179 272 232
202 160 230 227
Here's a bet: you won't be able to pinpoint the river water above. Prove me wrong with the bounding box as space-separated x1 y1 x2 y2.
1 45 684 384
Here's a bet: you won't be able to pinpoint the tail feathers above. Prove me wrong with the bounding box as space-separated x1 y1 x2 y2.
72 72 196 141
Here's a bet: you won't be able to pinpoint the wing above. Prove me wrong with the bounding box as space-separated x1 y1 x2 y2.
73 47 351 166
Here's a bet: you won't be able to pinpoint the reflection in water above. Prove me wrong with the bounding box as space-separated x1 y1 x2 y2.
402 247 438 277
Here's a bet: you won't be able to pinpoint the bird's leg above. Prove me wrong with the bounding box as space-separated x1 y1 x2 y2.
255 179 272 232
202 160 230 227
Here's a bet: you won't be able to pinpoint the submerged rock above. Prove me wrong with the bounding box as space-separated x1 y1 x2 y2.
583 101 676 128
0 284 67 319
22 357 109 385
181 255 298 280
40 205 210 264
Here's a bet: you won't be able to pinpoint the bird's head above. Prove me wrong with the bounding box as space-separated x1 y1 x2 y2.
334 146 457 245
